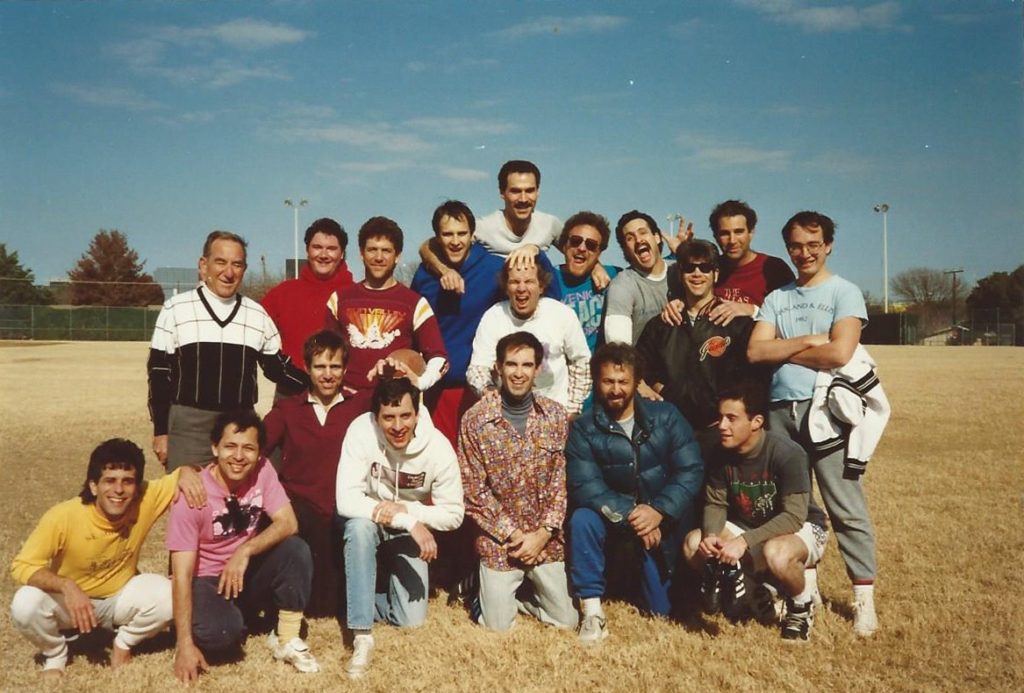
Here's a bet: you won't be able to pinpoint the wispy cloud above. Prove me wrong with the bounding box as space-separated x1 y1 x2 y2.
734 0 906 33
437 166 489 182
404 57 499 74
405 117 516 137
668 18 702 38
282 123 433 153
107 18 308 89
676 132 791 171
51 83 162 111
493 15 627 40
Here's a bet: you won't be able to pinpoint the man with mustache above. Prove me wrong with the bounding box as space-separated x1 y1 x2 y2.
565 343 703 644
416 160 607 294
603 211 674 345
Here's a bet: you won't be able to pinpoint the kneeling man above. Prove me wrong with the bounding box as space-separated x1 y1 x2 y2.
168 411 318 682
10 439 203 677
459 331 578 632
336 377 464 679
683 383 828 641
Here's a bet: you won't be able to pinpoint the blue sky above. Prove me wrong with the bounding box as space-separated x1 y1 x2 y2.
1 0 1021 300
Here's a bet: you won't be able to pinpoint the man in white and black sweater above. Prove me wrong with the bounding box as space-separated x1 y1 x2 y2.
147 230 307 471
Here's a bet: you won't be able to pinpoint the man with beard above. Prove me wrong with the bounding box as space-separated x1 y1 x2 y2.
459 331 578 632
263 330 372 617
261 217 354 396
467 262 591 415
565 343 703 644
335 378 464 679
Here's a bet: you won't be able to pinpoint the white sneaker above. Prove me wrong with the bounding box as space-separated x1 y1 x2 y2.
853 593 878 637
577 613 609 646
267 633 320 673
346 633 375 679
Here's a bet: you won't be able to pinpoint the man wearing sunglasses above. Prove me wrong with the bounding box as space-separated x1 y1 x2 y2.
748 211 878 638
553 211 620 353
635 240 764 455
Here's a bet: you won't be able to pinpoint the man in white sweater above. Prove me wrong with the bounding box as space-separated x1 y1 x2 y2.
336 377 464 679
467 262 592 415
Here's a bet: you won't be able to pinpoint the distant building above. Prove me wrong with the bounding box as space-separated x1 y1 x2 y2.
153 267 199 300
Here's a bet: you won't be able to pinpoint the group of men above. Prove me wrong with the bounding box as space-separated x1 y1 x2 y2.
10 159 889 682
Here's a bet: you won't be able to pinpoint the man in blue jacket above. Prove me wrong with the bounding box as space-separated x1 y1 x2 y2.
565 343 704 645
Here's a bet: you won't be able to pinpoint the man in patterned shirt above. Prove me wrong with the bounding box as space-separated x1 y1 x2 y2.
458 331 578 632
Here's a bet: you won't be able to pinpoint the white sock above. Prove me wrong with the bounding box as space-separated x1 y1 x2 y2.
853 583 875 601
581 597 604 617
793 567 818 603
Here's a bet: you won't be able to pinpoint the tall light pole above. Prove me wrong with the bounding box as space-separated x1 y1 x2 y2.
873 204 890 313
284 198 308 279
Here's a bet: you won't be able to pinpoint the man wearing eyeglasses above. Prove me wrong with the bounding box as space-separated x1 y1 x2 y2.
635 240 763 454
748 211 878 638
553 211 620 353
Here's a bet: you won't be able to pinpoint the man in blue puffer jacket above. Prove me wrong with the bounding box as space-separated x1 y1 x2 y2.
565 342 704 645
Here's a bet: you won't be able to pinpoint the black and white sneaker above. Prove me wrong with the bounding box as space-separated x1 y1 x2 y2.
781 599 814 642
699 560 723 615
721 564 750 621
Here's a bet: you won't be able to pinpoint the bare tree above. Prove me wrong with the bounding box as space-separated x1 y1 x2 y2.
891 267 952 308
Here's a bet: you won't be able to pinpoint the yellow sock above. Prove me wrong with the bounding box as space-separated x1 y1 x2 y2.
277 610 303 642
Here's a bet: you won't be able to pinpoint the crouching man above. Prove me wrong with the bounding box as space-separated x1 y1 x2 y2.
10 438 204 677
683 383 828 641
336 377 464 679
565 343 704 644
167 411 319 683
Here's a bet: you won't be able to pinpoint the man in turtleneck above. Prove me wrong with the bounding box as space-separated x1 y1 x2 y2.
458 331 578 633
635 239 764 456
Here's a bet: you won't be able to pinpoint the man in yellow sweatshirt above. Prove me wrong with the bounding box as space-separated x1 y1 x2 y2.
10 438 203 678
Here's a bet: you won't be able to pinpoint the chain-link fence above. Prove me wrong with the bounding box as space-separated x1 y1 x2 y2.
0 305 161 341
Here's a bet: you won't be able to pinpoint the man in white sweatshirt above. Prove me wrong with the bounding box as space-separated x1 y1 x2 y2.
336 377 464 679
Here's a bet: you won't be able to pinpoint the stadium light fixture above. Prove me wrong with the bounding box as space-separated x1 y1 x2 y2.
284 198 308 279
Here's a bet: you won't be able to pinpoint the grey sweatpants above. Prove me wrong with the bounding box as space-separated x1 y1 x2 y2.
769 399 877 582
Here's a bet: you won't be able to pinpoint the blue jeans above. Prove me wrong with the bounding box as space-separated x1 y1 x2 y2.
339 517 429 630
191 535 312 654
568 507 673 616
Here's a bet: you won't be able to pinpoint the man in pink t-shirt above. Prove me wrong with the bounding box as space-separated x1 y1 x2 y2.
167 411 319 682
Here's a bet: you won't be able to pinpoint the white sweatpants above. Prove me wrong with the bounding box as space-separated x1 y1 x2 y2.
10 573 172 668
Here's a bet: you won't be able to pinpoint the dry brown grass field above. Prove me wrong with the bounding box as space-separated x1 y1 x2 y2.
1 342 1021 692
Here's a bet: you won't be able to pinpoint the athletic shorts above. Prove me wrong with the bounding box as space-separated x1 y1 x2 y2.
724 520 829 570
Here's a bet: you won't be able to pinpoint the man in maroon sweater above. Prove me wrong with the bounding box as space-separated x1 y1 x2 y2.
264 330 371 617
262 218 354 396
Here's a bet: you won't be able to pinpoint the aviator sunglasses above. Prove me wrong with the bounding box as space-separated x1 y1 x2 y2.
567 235 601 252
681 261 716 274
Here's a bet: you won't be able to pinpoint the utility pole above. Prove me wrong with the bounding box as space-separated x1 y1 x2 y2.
873 204 890 313
945 268 964 339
